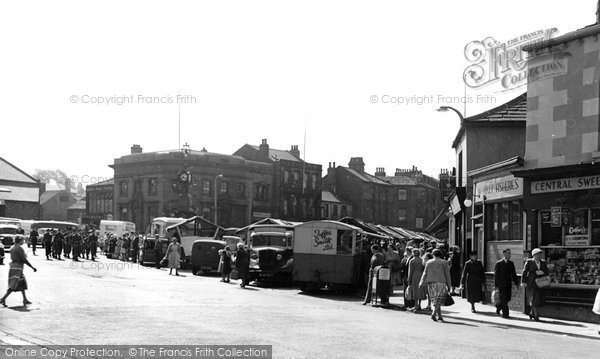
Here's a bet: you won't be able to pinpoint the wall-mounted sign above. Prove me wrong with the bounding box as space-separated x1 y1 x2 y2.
450 196 461 215
474 175 523 202
551 207 562 227
532 175 600 194
564 235 590 246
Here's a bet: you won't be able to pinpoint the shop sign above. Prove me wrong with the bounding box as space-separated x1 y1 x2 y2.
532 175 600 194
541 211 551 223
474 175 523 202
450 195 461 215
378 267 391 281
564 235 590 246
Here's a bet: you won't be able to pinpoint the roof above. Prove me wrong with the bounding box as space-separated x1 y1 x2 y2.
235 218 301 234
87 178 114 187
467 156 524 178
248 145 302 162
165 216 223 231
0 157 38 184
452 93 527 148
0 185 39 202
425 207 449 234
339 217 391 238
523 23 600 52
114 148 269 168
40 189 75 205
321 190 344 203
343 167 390 185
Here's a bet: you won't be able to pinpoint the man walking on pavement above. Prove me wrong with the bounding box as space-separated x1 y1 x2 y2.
88 231 98 261
494 249 520 318
43 230 53 260
29 228 39 255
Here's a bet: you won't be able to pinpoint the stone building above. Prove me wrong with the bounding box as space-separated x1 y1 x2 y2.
84 178 114 226
111 145 273 230
233 139 322 222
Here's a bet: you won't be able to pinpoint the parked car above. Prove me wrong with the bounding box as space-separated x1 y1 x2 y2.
191 239 226 275
0 224 19 252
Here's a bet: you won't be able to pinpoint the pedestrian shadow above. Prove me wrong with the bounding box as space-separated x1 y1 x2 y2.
297 289 364 303
439 319 478 327
6 305 40 312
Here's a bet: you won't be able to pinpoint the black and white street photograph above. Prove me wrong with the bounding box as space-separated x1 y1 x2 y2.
2 1 600 358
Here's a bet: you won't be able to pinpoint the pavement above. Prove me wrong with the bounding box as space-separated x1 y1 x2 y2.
384 289 600 340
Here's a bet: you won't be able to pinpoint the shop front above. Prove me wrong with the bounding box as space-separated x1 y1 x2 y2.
470 158 525 311
515 164 600 323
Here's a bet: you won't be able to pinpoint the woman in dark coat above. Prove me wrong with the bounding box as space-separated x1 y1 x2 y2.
522 248 549 321
448 246 461 295
219 247 232 283
235 242 250 288
461 250 485 313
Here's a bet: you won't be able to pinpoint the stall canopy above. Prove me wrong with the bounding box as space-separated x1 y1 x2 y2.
235 218 301 235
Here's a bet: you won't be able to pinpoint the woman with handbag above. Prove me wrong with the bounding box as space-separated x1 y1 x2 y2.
521 248 549 321
164 238 181 276
460 250 485 313
419 249 452 322
1 236 37 307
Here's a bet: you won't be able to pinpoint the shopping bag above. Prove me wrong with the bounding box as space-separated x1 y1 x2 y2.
230 269 239 280
404 285 413 300
492 288 501 306
443 292 455 306
534 276 551 288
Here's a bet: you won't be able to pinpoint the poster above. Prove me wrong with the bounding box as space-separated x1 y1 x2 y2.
551 207 562 228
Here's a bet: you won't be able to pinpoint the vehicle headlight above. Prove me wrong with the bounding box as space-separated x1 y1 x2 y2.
276 254 283 261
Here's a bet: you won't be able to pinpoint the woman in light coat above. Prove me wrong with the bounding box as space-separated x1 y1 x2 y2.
164 238 181 276
419 249 451 322
521 248 549 321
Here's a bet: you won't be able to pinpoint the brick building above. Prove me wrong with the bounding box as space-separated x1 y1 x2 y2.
111 145 273 230
0 157 41 220
40 180 81 221
233 139 322 222
322 159 441 229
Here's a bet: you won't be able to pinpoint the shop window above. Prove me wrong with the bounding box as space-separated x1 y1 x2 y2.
540 210 562 246
486 201 522 241
500 202 509 240
511 202 521 240
591 209 600 246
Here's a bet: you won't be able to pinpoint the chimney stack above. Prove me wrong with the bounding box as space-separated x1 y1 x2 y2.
258 139 270 162
289 145 301 159
131 144 143 154
348 157 365 173
374 167 386 177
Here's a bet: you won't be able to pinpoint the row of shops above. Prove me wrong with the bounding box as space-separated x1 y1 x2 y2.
442 21 600 323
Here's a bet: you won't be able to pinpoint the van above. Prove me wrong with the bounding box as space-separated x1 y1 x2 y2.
99 220 136 241
190 239 226 275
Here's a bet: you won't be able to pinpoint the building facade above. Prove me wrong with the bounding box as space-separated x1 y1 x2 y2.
323 159 441 229
0 157 41 220
233 139 322 222
111 145 273 230
84 178 114 226
321 190 352 220
40 180 80 221
511 23 600 323
446 93 527 265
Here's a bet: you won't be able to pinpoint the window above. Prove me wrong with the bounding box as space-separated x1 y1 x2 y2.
337 230 353 255
398 209 407 222
332 204 338 217
311 174 317 190
59 194 69 202
398 189 407 201
237 183 245 194
283 200 289 216
119 180 129 197
202 180 211 195
219 181 228 194
148 178 158 195
284 171 290 184
341 205 348 217
486 201 522 241
322 203 329 218
293 172 299 186
255 184 268 201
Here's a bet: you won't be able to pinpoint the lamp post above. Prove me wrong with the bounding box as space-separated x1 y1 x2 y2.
214 174 223 224
437 105 466 258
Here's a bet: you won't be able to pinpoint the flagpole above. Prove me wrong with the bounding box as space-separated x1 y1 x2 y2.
302 117 307 195
178 103 181 149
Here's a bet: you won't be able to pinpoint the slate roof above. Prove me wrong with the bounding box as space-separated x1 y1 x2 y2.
321 190 343 203
0 157 38 183
248 145 302 162
452 93 527 148
344 168 390 185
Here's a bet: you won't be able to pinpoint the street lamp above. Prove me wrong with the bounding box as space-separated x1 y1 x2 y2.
214 174 223 224
436 106 464 124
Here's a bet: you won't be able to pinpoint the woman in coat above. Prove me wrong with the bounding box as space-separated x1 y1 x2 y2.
522 248 549 321
235 242 250 288
219 247 232 283
164 238 181 276
407 248 426 311
461 250 485 313
1 236 37 307
419 249 452 322
448 246 461 295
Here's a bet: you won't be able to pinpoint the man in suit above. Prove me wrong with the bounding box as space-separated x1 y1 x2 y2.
494 249 520 318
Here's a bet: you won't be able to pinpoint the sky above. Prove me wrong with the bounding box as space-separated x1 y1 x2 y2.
0 0 596 186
